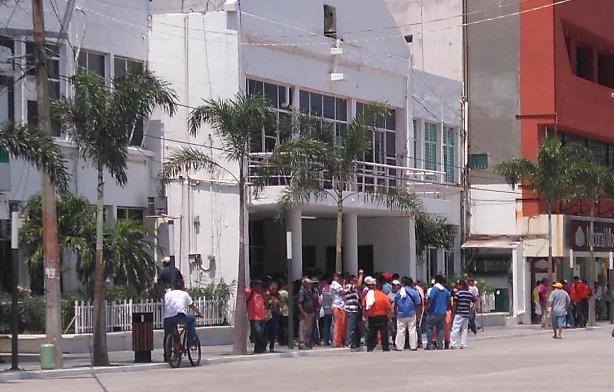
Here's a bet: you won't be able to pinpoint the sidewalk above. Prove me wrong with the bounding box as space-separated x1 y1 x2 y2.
0 323 604 382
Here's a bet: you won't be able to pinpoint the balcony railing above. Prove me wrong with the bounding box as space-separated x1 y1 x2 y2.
248 153 446 195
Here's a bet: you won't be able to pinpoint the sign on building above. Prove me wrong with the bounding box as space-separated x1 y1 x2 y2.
569 218 614 252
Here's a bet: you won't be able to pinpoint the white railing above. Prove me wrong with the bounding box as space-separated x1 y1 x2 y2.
73 298 232 334
248 153 447 194
480 292 496 313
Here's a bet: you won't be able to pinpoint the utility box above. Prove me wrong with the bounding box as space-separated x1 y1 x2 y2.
132 312 154 363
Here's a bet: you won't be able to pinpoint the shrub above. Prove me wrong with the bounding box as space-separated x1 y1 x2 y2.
187 279 235 300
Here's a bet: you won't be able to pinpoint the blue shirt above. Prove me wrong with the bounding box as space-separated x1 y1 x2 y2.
428 286 451 315
394 286 422 318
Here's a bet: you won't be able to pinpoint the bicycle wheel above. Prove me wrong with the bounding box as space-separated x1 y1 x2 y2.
187 335 201 366
165 332 182 368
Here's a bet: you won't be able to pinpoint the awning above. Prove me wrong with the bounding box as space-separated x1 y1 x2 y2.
461 239 520 249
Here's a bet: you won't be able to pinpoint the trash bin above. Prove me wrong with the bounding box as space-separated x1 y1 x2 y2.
494 289 509 312
40 344 55 369
132 312 154 363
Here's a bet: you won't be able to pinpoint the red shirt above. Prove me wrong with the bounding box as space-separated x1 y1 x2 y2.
571 282 591 302
246 288 266 320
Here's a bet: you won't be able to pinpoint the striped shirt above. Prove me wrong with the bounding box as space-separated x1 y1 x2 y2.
344 285 361 313
321 286 334 315
454 289 475 318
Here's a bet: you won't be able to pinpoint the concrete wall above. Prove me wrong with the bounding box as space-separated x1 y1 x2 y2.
467 0 521 185
385 0 463 81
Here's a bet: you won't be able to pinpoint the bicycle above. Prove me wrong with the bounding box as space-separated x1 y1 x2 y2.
164 319 201 368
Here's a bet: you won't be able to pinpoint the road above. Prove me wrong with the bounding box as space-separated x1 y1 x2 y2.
2 327 613 391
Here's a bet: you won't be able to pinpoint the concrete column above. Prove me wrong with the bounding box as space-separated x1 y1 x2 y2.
343 213 358 274
288 209 303 280
409 215 417 279
436 247 445 275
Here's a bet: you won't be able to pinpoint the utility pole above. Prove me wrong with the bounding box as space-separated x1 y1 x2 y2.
10 208 21 370
286 231 293 349
32 0 63 368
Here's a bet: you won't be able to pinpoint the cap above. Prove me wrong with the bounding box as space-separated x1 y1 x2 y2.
383 273 392 281
334 272 343 277
252 279 263 286
161 256 171 264
392 280 401 286
365 276 376 285
553 282 563 289
303 278 315 284
431 279 436 285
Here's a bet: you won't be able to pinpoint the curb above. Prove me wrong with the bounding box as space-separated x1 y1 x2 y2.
0 348 351 382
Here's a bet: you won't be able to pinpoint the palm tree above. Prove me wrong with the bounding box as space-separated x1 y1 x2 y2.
261 106 423 273
0 122 70 195
496 137 587 321
415 211 457 266
573 156 614 327
158 93 330 355
20 193 95 293
52 70 177 366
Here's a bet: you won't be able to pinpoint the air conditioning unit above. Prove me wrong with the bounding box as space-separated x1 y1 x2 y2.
147 196 168 216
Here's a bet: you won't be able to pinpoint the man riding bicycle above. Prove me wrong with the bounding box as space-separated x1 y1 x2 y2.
164 281 204 350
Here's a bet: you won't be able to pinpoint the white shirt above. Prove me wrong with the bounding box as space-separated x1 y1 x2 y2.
164 290 193 319
331 280 345 309
469 285 479 298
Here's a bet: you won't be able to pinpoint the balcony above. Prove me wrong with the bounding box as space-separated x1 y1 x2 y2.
248 153 447 198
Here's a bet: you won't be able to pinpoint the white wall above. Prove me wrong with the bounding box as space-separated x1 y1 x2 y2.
385 0 463 81
470 184 520 236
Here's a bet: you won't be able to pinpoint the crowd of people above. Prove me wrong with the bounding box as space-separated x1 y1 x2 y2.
533 276 613 331
244 270 483 353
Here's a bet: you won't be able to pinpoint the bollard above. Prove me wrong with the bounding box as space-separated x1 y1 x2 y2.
40 344 55 369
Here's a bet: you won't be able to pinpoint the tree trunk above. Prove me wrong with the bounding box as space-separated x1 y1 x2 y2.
335 191 343 273
232 164 248 355
546 201 553 328
588 204 597 327
92 166 109 366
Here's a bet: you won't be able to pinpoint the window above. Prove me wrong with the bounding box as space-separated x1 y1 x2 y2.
404 35 413 43
0 76 15 123
27 100 62 136
443 126 456 183
116 207 144 222
468 153 488 169
246 79 293 152
356 103 396 166
301 89 348 147
25 41 60 98
424 122 438 171
114 57 143 77
78 50 106 77
412 119 419 168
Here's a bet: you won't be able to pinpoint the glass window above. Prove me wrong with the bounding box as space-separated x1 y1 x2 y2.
322 95 335 119
413 120 419 169
114 57 143 77
443 126 456 183
117 207 144 222
78 50 106 77
424 122 438 171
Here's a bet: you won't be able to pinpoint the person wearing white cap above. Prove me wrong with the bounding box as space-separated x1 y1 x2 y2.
159 256 184 289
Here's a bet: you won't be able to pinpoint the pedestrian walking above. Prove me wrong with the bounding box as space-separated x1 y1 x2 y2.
549 281 571 339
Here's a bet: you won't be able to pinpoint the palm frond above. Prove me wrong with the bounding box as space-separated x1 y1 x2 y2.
415 211 457 252
364 187 423 214
0 122 71 195
158 147 229 193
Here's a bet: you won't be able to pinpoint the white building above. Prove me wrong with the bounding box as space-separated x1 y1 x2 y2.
0 0 156 292
0 0 465 294
149 0 463 287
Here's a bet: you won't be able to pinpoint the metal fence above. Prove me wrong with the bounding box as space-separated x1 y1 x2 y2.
480 292 496 312
73 298 232 334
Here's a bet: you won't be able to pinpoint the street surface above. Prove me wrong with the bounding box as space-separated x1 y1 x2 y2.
1 327 613 391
